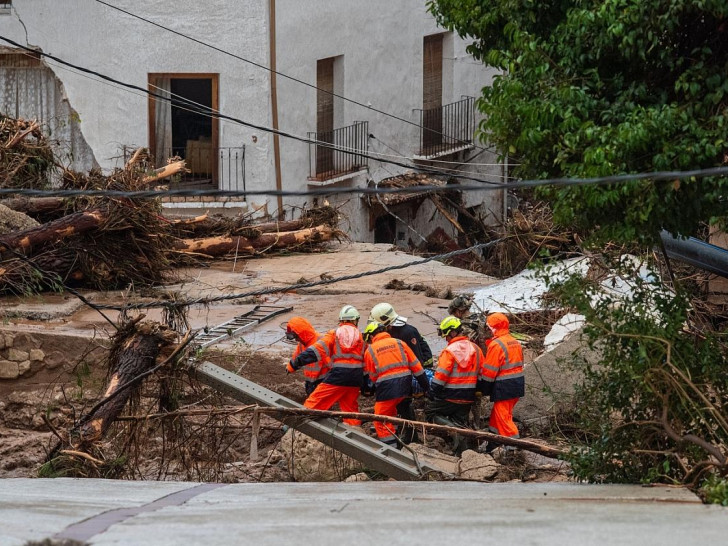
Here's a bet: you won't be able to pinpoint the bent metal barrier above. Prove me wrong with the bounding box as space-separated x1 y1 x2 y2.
192 361 442 480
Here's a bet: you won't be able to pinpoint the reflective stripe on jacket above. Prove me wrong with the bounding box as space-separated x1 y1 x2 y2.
287 317 331 388
431 336 484 403
479 330 525 401
312 323 365 387
364 332 427 401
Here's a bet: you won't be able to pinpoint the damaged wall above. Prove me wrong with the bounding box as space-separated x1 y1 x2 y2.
0 56 98 174
0 0 503 243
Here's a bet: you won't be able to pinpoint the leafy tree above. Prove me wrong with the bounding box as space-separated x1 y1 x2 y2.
429 0 728 243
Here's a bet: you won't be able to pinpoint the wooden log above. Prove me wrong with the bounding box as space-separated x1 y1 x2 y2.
167 215 323 238
77 320 178 444
0 196 67 217
5 120 39 148
0 208 107 254
170 225 334 257
124 147 146 170
142 160 186 184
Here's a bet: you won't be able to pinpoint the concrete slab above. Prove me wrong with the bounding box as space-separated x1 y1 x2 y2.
0 293 89 321
0 478 196 545
1 479 725 546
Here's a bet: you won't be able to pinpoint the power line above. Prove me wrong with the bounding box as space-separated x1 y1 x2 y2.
91 0 500 156
0 35 507 187
1 166 726 200
93 239 505 311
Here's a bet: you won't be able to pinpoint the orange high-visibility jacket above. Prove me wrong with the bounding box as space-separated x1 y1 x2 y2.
293 322 365 388
364 332 428 401
480 313 525 401
431 335 485 403
287 317 331 393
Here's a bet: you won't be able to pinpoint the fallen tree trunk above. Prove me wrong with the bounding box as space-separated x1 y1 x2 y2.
142 160 186 184
74 318 179 445
0 208 107 254
0 196 67 218
171 225 335 257
168 210 337 238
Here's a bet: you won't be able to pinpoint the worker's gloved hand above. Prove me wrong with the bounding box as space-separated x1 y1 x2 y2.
285 361 295 374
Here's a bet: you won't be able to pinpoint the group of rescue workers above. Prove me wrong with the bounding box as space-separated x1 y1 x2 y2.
284 296 524 454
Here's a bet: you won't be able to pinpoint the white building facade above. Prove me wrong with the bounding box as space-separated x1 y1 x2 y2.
0 0 506 245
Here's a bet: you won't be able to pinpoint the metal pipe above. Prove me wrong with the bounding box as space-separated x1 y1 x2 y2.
660 230 728 279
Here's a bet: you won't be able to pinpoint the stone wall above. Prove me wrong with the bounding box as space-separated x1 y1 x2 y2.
0 331 106 382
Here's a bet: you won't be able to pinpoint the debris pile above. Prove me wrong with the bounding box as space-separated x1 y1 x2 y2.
0 116 340 295
0 115 54 189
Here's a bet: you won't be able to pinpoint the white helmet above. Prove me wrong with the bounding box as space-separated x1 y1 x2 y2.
369 302 398 326
338 305 360 322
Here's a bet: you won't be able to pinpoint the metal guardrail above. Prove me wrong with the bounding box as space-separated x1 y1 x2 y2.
416 96 474 157
308 121 368 181
123 145 245 197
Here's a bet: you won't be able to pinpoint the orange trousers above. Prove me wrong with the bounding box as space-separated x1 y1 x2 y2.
304 383 361 426
488 398 519 437
373 397 405 444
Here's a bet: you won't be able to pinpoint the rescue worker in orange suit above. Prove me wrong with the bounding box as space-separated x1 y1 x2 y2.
425 316 486 453
478 312 525 452
284 317 331 396
288 305 365 426
362 322 430 447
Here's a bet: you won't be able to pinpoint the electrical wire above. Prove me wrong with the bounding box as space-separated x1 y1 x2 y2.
1 166 726 200
91 0 500 157
92 238 506 311
0 35 508 187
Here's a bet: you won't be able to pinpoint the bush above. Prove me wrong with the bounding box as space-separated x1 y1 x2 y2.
546 256 728 485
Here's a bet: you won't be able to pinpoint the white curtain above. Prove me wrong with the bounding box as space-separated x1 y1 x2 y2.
152 77 172 168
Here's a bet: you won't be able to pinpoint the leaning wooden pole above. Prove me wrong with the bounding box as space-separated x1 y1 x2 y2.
254 406 566 459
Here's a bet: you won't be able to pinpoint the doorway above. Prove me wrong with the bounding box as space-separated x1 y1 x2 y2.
148 73 219 188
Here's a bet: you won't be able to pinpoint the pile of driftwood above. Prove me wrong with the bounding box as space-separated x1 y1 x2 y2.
0 116 339 295
0 115 55 189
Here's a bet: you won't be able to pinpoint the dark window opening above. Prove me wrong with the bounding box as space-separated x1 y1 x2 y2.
374 215 396 244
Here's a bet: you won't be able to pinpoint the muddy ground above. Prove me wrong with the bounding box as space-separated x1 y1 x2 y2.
0 242 569 482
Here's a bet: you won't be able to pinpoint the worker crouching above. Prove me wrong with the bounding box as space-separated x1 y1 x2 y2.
426 316 486 453
479 312 525 449
288 305 365 426
284 317 331 396
363 321 430 447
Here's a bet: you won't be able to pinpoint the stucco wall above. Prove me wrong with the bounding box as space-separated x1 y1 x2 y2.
0 0 273 192
0 1 503 241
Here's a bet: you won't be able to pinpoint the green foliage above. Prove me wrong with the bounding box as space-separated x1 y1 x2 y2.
428 0 728 243
701 474 728 506
543 257 728 484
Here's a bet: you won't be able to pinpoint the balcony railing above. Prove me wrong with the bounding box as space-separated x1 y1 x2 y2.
124 145 245 198
308 121 368 182
415 96 475 158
